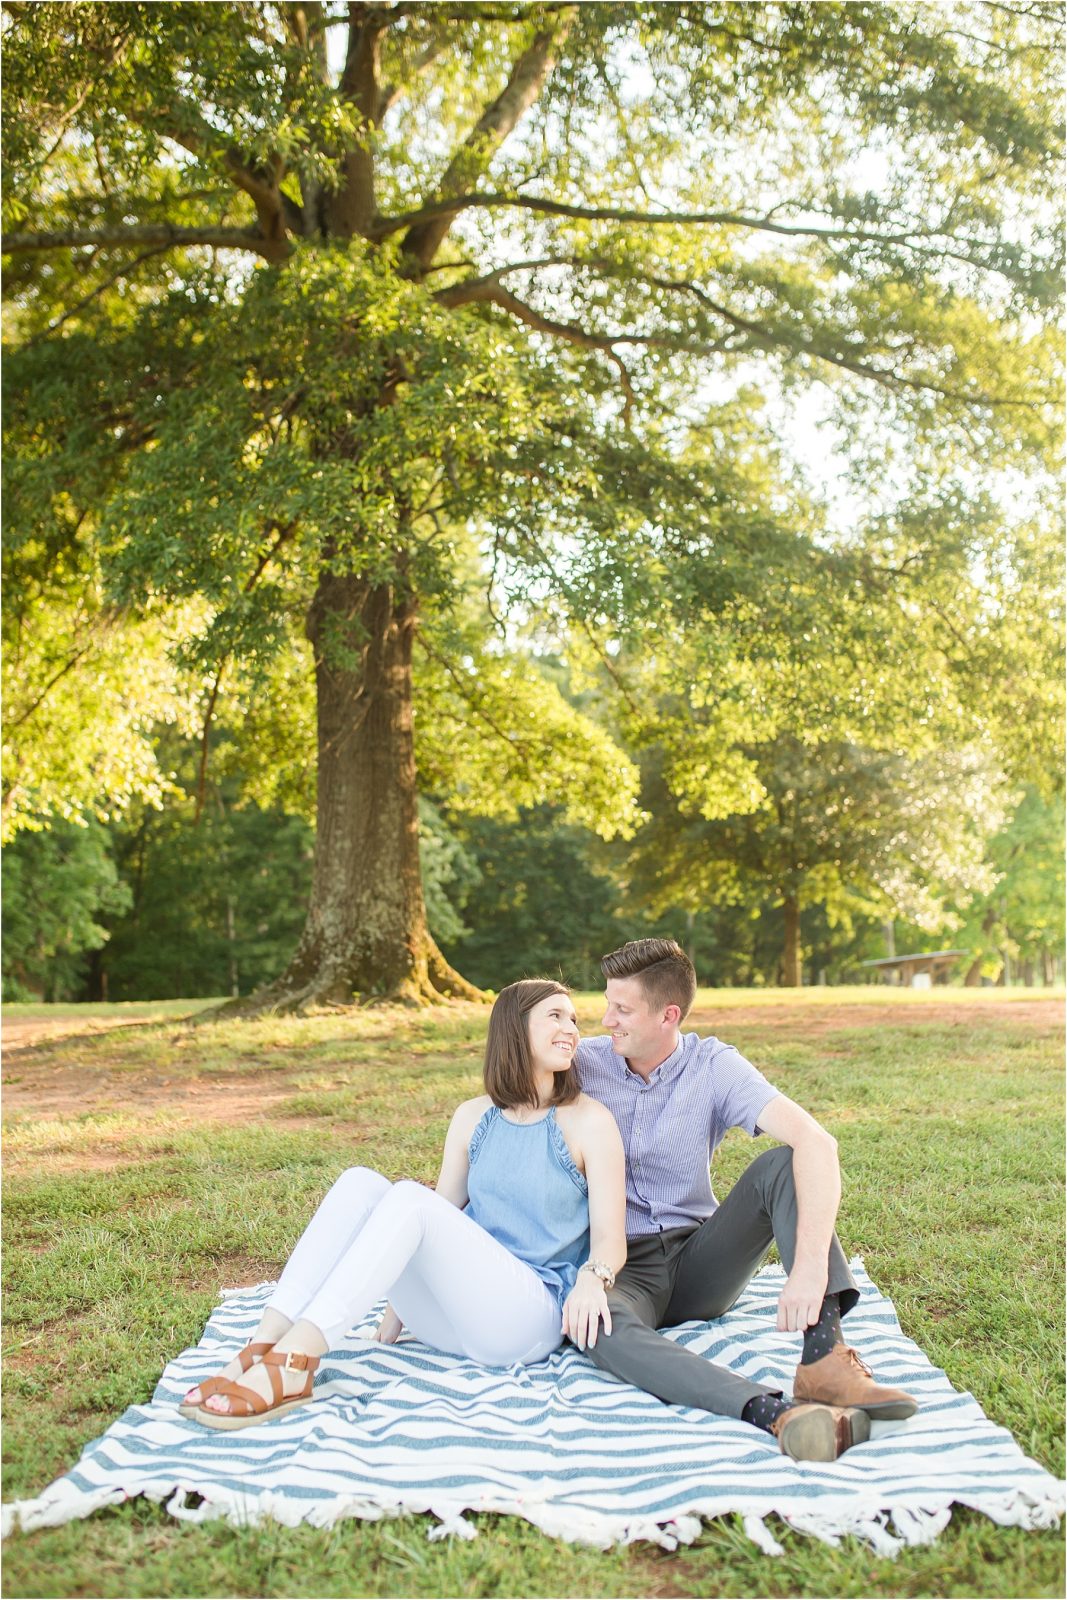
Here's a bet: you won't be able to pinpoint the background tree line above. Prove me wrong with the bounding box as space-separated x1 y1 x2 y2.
3 2 1063 1005
3 721 1062 1002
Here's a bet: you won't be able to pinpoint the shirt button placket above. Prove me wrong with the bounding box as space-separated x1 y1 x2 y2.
631 1080 650 1215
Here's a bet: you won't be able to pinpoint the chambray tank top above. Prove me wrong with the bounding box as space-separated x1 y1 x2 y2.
465 1106 590 1312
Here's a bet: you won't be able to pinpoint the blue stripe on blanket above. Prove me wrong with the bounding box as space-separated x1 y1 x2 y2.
3 1259 1062 1557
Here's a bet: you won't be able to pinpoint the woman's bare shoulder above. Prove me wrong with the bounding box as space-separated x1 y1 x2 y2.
450 1094 493 1132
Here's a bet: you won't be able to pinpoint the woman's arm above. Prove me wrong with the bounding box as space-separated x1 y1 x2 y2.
376 1096 488 1343
562 1100 627 1350
433 1097 487 1208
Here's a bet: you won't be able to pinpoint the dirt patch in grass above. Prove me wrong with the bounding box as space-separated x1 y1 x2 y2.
2 1014 197 1052
3 996 1058 1136
1 1068 305 1124
626 1551 701 1599
687 997 1062 1035
7 1150 144 1176
183 1253 281 1295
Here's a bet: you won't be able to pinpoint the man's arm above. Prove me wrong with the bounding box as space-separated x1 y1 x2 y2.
755 1094 841 1333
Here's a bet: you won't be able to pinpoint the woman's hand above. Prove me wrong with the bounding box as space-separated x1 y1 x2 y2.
562 1271 613 1350
376 1303 404 1344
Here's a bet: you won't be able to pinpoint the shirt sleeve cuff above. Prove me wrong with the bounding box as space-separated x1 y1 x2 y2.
751 1089 780 1137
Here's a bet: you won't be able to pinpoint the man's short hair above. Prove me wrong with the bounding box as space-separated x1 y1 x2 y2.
600 938 697 1021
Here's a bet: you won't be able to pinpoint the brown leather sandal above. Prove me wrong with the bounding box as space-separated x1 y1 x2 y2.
178 1342 274 1419
193 1349 320 1430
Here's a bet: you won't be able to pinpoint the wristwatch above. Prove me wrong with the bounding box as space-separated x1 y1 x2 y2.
580 1259 616 1289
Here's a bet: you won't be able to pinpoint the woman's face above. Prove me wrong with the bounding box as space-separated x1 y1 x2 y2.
526 991 580 1076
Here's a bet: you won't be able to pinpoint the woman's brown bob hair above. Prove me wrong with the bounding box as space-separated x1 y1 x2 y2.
483 979 581 1111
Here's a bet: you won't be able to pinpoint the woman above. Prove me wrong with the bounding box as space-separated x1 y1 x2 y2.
182 979 626 1429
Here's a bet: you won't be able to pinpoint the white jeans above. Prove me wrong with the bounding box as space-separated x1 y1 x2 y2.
266 1167 563 1365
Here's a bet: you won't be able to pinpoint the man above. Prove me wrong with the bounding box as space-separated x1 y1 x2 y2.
573 938 916 1462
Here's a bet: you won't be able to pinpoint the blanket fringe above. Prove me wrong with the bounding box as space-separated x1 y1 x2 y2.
734 1489 1066 1561
4 1478 1063 1555
428 1512 477 1542
742 1515 785 1556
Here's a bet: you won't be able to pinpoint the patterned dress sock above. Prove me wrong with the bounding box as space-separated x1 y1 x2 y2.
741 1393 793 1433
800 1291 843 1365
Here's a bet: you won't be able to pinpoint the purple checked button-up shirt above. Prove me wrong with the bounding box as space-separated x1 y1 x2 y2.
575 1031 779 1237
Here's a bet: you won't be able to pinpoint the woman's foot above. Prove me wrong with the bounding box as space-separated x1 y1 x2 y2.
180 1309 294 1413
202 1353 315 1415
203 1319 327 1417
182 1342 272 1411
195 1349 320 1429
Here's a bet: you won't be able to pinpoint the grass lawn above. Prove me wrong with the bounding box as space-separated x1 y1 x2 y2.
2 989 1063 1599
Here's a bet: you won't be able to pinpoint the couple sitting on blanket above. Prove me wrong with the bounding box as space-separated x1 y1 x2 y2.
182 938 917 1461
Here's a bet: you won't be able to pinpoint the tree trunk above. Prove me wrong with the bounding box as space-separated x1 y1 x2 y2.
781 893 802 988
212 570 481 1016
226 895 239 998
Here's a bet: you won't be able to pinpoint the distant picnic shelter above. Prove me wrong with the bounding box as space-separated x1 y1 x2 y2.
860 950 969 988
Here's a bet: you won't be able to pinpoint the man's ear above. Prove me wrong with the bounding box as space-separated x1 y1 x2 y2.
663 1004 681 1027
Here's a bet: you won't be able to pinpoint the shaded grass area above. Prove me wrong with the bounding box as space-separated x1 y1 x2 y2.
2 994 1063 1598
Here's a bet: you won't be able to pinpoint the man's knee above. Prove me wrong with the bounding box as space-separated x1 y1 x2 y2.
581 1293 654 1370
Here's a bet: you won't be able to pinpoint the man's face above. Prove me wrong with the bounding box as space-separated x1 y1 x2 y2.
602 975 674 1064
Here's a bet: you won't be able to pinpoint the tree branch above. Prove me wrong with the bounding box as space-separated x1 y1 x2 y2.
125 94 296 253
33 30 133 174
379 34 451 119
401 8 576 269
6 637 100 731
435 276 733 358
438 268 1049 412
327 2 390 236
435 276 615 347
378 191 1032 277
434 277 639 417
286 2 331 236
670 280 1053 408
193 519 299 823
2 224 278 259
23 246 171 347
415 634 534 760
194 666 225 825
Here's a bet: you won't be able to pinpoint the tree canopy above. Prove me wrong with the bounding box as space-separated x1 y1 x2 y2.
3 1 1062 1002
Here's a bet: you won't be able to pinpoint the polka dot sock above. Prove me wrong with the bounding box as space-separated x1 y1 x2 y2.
800 1291 843 1365
741 1392 793 1433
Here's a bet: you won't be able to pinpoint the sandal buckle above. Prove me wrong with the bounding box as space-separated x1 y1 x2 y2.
284 1351 304 1371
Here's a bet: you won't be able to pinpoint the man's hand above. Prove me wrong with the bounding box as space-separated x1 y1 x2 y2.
562 1273 613 1350
777 1262 828 1333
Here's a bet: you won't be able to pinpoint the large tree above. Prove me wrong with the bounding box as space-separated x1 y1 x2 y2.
3 1 1061 1008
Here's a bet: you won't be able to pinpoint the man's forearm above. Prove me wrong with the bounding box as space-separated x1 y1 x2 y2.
790 1131 841 1271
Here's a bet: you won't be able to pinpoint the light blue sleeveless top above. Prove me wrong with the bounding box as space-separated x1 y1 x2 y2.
465 1105 590 1312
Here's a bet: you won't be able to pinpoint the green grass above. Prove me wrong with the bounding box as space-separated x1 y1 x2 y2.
2 991 1063 1598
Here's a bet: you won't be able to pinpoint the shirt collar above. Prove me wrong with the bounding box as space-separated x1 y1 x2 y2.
614 1035 687 1086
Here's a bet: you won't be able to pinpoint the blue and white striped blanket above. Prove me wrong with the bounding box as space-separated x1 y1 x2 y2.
3 1260 1062 1555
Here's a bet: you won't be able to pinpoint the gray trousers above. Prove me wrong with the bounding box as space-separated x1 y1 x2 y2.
585 1144 859 1418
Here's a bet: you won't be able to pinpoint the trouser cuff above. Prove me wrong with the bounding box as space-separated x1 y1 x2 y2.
829 1276 860 1318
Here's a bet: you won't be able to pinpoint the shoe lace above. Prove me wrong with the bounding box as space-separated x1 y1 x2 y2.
844 1346 872 1378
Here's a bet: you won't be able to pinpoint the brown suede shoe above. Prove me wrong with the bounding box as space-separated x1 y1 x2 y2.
771 1403 870 1462
794 1343 918 1420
